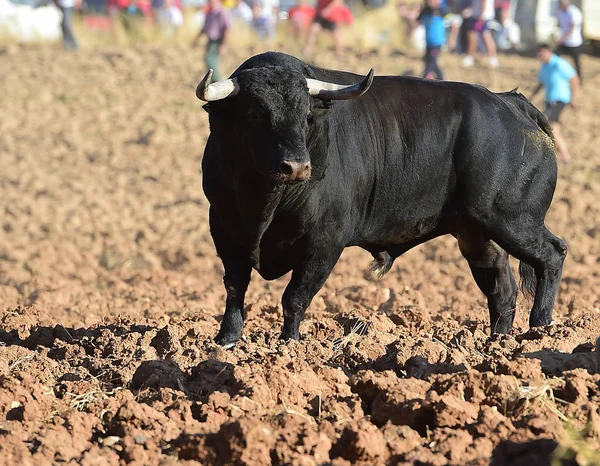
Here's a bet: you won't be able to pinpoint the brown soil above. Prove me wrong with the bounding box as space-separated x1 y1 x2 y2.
1 45 599 466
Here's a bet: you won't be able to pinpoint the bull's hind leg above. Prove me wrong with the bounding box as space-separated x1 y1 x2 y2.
458 230 518 334
492 226 567 328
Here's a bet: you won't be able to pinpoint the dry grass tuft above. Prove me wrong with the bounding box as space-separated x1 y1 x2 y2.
332 318 369 350
510 378 569 422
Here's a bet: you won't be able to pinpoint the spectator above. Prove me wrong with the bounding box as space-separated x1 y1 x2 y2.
231 0 253 24
531 44 580 164
152 0 182 22
304 0 353 60
418 0 447 79
461 0 498 68
156 0 183 31
108 0 130 19
288 0 316 40
494 0 509 24
445 0 465 53
53 0 79 50
192 0 231 82
556 0 583 83
397 1 422 45
251 0 279 40
494 0 520 51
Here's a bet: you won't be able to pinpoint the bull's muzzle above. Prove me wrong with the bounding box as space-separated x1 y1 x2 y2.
279 160 312 182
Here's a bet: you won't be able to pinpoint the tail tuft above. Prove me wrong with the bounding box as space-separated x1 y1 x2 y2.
366 252 394 281
518 261 536 299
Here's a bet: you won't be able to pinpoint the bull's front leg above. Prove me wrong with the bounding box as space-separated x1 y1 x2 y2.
211 215 252 348
281 246 343 340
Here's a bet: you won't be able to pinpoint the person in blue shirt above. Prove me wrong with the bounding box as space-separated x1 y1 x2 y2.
418 0 448 80
532 44 580 164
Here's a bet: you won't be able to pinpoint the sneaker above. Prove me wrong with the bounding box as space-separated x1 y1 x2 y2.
461 56 475 68
488 56 500 68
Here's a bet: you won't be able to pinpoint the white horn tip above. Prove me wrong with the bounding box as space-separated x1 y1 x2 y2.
196 69 214 101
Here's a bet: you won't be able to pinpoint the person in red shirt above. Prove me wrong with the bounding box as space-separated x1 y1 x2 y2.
288 0 316 40
107 0 130 17
303 0 353 60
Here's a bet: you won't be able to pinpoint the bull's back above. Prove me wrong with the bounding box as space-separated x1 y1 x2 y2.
323 77 557 244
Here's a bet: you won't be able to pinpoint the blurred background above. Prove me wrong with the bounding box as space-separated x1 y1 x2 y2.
1 0 599 54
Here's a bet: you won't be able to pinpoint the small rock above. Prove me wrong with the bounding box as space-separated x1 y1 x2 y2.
102 436 121 447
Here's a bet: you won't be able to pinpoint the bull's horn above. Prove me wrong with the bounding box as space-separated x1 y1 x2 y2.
306 68 374 100
196 69 240 101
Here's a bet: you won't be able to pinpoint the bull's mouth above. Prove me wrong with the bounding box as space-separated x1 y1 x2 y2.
272 168 312 184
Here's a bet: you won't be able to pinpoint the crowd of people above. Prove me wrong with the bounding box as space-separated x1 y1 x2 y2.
49 0 587 163
182 0 585 87
395 0 583 163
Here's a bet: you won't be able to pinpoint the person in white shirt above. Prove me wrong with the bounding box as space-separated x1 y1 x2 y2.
461 0 499 68
156 0 183 31
231 0 253 24
251 0 279 40
53 0 79 49
556 0 583 83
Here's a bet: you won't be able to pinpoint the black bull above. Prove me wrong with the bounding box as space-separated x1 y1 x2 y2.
199 52 567 348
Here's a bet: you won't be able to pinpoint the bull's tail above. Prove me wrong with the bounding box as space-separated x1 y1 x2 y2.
518 261 536 300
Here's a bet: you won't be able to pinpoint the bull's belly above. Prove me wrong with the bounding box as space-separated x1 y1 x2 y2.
254 244 295 280
254 213 455 280
358 213 449 246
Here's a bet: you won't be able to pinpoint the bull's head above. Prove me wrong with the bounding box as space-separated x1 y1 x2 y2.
196 66 374 183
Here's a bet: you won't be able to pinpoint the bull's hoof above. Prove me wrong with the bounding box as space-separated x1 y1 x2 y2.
214 331 240 349
490 319 514 335
529 316 554 328
220 341 237 350
279 331 300 341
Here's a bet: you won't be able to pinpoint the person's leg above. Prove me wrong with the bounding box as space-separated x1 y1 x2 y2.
423 47 433 78
481 29 498 67
205 40 222 81
551 123 571 163
433 47 444 79
291 21 300 40
556 43 578 76
448 21 459 52
424 46 443 79
569 45 582 83
266 22 276 44
462 29 477 66
331 26 343 58
558 44 579 75
61 7 78 50
304 22 322 59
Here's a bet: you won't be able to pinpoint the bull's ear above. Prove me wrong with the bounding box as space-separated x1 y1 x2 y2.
202 103 211 113
312 99 332 116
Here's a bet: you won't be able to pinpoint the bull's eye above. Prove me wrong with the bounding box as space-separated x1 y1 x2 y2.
307 113 314 124
247 111 260 122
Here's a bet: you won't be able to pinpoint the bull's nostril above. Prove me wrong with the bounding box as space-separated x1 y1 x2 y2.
280 161 295 176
